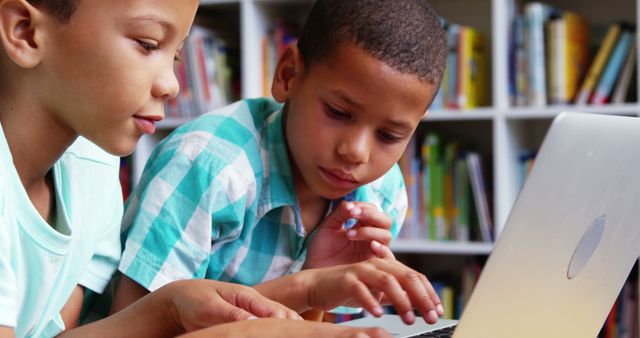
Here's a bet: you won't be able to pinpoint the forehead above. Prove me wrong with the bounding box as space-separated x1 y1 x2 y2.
306 42 436 119
70 0 199 31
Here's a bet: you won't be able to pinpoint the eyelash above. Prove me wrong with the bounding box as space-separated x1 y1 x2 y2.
136 39 159 53
325 103 403 144
136 39 181 62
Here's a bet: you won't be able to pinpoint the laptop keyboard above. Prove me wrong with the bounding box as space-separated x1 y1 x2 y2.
409 325 457 338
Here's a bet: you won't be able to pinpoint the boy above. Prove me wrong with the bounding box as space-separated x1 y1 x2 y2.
115 0 448 326
0 0 367 337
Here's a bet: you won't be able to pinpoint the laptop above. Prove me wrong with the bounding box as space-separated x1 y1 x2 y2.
340 112 640 337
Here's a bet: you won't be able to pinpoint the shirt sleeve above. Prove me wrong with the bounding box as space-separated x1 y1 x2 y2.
0 206 18 328
119 136 251 291
377 163 408 240
79 182 123 294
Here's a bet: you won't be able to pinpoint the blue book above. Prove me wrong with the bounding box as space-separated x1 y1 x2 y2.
524 2 555 106
591 29 635 104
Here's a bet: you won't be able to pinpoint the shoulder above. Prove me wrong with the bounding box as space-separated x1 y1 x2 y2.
358 164 407 210
152 98 282 175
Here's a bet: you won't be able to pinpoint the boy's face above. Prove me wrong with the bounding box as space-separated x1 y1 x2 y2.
281 43 436 200
35 0 198 156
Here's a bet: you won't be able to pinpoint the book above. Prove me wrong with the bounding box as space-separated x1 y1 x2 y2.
576 23 621 104
591 28 635 104
611 41 637 103
466 152 492 242
546 10 590 104
524 2 555 106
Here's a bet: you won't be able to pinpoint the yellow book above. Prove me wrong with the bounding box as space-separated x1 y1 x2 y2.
441 286 455 320
575 23 621 104
563 12 589 103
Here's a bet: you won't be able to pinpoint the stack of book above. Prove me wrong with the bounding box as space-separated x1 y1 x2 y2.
599 278 638 338
398 134 493 243
166 25 235 118
509 2 636 106
431 21 490 111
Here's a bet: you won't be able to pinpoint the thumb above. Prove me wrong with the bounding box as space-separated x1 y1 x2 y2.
322 201 362 230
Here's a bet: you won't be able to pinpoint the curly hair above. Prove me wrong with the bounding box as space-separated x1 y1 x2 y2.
297 0 447 86
27 0 77 23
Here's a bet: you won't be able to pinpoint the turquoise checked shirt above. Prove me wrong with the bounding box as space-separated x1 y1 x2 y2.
118 98 408 291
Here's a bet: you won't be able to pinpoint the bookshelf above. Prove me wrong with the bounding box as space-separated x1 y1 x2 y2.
125 0 640 332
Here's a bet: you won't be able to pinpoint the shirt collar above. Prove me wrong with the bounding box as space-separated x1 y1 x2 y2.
256 101 298 218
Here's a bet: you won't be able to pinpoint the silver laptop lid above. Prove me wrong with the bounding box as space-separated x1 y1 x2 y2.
454 112 640 337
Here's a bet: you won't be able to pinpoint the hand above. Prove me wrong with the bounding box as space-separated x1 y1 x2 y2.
303 257 444 325
304 201 394 269
160 279 302 332
177 318 391 338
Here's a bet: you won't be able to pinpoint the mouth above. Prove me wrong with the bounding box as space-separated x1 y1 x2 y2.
133 114 163 134
319 167 359 189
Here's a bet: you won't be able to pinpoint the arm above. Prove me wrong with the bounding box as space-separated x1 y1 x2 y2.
63 279 300 338
59 286 85 330
0 327 14 338
177 318 391 338
110 275 149 314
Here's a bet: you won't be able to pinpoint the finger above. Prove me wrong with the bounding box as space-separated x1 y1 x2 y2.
343 273 384 317
324 201 363 230
346 227 392 246
351 203 392 230
420 274 444 317
385 263 438 325
231 289 302 320
370 241 396 260
356 264 415 324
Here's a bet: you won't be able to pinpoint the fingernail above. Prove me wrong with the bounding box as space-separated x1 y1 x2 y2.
347 229 357 238
372 306 384 316
343 218 358 229
371 240 382 248
247 316 258 320
427 310 438 323
436 304 444 316
403 311 416 323
345 202 354 210
351 207 362 216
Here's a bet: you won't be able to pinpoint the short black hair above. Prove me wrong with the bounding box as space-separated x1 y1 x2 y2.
27 0 77 24
297 0 447 87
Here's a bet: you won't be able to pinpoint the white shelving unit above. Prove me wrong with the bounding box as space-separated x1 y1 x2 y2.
131 0 640 262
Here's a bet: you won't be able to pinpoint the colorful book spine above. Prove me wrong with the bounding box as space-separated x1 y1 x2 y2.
591 30 635 104
575 24 621 104
611 42 637 103
525 2 554 106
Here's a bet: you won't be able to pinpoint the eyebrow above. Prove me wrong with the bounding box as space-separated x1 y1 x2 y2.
384 119 413 133
329 89 364 109
127 15 174 34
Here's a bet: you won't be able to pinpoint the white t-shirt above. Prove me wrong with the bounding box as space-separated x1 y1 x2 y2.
0 123 122 338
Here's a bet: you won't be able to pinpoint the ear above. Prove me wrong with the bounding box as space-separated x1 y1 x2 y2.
271 43 304 103
0 0 45 68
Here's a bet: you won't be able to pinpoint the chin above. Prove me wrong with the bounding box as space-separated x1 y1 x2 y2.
100 140 137 157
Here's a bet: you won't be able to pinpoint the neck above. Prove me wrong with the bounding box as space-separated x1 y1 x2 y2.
0 91 77 191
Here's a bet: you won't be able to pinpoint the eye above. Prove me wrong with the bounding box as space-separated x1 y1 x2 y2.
377 130 403 143
325 104 350 120
136 39 160 53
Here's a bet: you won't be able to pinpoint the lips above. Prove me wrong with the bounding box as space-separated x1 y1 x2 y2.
133 114 163 134
320 167 359 189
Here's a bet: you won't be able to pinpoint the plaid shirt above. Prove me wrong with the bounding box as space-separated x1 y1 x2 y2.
119 98 408 291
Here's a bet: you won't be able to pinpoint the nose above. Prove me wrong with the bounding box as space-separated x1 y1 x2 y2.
337 129 371 165
152 64 180 100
